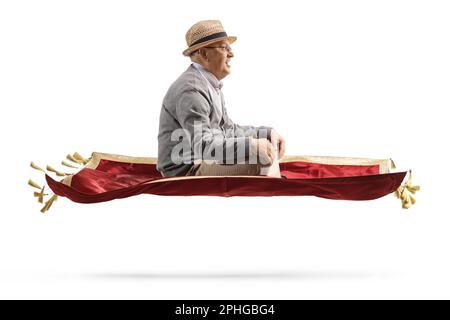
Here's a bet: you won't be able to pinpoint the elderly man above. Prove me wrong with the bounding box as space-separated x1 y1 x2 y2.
157 20 285 177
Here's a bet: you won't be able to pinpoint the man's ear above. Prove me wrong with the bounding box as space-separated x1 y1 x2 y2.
199 48 208 62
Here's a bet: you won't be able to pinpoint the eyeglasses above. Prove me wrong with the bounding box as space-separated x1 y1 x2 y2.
203 45 233 53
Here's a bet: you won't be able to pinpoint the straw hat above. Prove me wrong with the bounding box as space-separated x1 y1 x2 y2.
183 20 237 56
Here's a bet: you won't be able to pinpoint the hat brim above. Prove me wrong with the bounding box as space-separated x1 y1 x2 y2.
183 36 237 56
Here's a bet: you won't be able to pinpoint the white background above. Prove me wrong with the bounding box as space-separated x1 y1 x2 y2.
0 0 449 299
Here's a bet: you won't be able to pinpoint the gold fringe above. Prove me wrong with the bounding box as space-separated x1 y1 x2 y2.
46 165 68 177
73 152 89 164
390 158 396 170
29 180 47 203
61 160 79 169
34 186 47 203
67 154 84 164
30 162 45 172
28 179 42 190
394 170 420 209
40 194 58 213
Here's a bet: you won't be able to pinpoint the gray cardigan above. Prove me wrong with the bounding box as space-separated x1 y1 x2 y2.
157 64 272 177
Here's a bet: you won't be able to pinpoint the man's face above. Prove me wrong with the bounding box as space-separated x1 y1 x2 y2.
202 40 234 80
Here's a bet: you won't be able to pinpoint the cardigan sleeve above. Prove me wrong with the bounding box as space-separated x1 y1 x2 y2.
175 89 252 164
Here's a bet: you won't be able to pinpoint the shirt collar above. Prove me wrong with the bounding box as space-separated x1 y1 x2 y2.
192 62 223 90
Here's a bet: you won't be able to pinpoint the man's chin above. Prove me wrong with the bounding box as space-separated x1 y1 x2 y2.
218 67 231 80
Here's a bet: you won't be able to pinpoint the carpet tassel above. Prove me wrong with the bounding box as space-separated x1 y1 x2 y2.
73 152 89 165
394 170 420 209
40 194 58 213
390 158 397 170
46 165 69 177
30 162 45 172
28 179 42 189
34 186 48 204
61 160 79 169
67 154 84 164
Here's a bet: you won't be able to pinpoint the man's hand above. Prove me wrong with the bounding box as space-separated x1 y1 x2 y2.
250 138 275 165
270 130 286 159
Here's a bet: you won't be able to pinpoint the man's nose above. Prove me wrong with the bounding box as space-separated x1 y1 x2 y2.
227 51 234 58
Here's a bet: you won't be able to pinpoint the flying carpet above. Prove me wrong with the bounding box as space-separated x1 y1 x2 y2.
28 152 420 213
